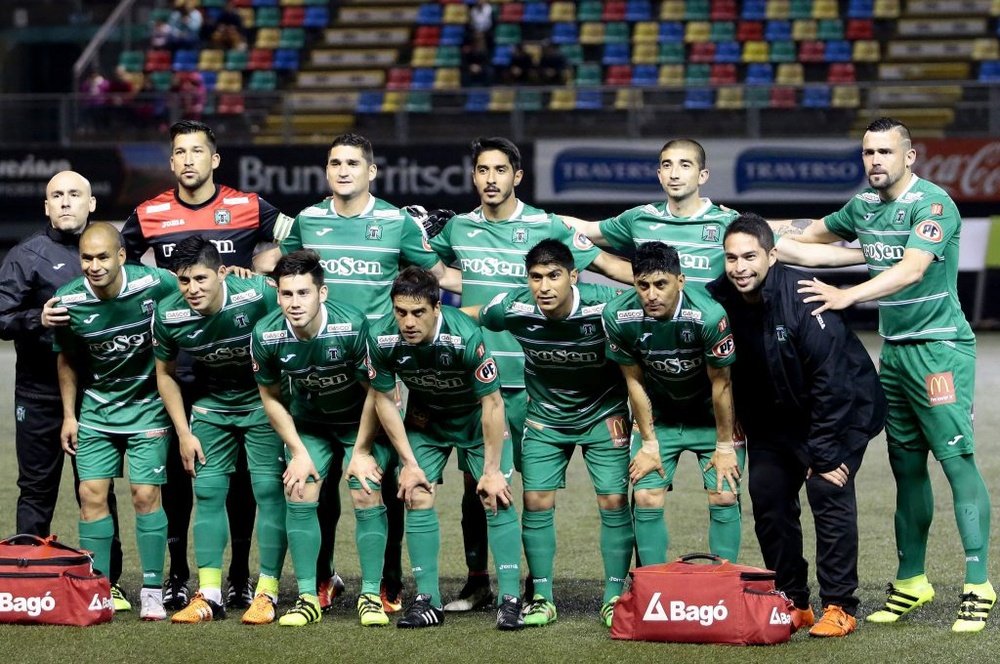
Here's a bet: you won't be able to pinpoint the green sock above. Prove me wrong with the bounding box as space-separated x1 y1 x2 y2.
405 508 441 607
252 475 288 579
633 507 667 565
889 446 934 579
486 505 521 601
599 506 634 603
355 505 388 595
286 501 320 597
193 476 230 571
522 508 556 601
135 507 168 587
79 515 114 578
941 455 991 584
708 503 741 562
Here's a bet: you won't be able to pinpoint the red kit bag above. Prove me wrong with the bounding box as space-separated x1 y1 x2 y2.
611 553 793 645
0 534 113 626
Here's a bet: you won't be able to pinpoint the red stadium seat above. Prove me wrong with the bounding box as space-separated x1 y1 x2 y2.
689 42 716 63
386 67 412 90
281 7 305 27
737 21 764 40
144 49 172 71
413 26 441 46
216 93 245 114
798 40 826 62
602 1 627 21
247 48 274 70
770 86 797 107
709 62 738 84
499 3 524 22
845 18 874 40
711 0 738 20
827 62 856 83
605 64 633 85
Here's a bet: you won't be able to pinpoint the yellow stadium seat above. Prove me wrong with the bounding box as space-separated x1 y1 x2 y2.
660 0 685 19
776 62 804 85
382 91 406 112
489 88 515 111
993 0 1000 15
549 89 577 110
742 41 770 62
255 28 280 49
633 42 659 64
580 23 605 44
632 21 659 43
614 88 643 109
658 64 684 85
716 86 745 109
550 1 576 21
973 38 1000 60
237 7 255 29
443 4 468 24
766 0 790 19
215 70 243 92
873 0 899 18
792 20 817 41
411 47 436 67
198 49 224 70
831 85 860 108
852 40 881 61
685 21 711 43
433 67 460 89
811 0 838 19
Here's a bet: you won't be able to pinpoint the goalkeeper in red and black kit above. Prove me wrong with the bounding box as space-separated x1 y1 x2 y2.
119 120 294 610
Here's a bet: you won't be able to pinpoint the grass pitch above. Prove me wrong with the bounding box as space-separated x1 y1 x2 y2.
0 334 998 663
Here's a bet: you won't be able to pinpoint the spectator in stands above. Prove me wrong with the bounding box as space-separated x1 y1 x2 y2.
208 1 247 52
150 17 173 49
504 44 536 85
461 32 493 88
78 68 109 134
167 0 203 51
538 42 569 86
105 66 139 130
172 71 207 121
470 0 495 50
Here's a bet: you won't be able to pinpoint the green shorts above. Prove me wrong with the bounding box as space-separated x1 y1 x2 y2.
297 420 394 490
880 339 975 461
410 425 515 485
521 412 631 495
455 387 525 474
76 424 171 485
190 407 285 480
631 422 745 494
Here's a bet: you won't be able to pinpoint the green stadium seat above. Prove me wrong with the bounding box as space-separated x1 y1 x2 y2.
770 41 796 62
494 24 522 45
560 43 584 65
516 88 543 110
685 63 711 85
578 0 604 22
710 22 736 42
605 22 630 43
279 28 305 49
575 62 602 86
659 42 685 63
149 70 173 92
745 85 771 107
406 91 432 112
685 0 710 20
248 70 278 91
256 6 280 27
436 46 461 67
225 49 249 70
817 19 844 40
118 50 144 73
789 0 812 19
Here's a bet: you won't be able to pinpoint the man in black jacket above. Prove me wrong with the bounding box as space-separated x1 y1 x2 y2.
706 212 886 638
0 170 126 607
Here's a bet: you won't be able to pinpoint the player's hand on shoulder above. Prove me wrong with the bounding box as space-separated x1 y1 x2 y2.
42 296 70 328
223 265 254 279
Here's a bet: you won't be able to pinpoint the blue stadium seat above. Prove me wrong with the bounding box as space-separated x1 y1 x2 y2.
745 62 774 84
625 0 653 20
252 0 278 6
416 3 443 24
201 70 219 91
552 22 579 44
825 40 852 62
575 90 603 109
273 49 299 70
464 91 491 111
173 49 199 71
979 60 1000 82
659 22 684 42
303 6 329 28
802 85 831 108
440 25 466 46
492 45 513 66
523 2 550 22
847 0 874 18
715 41 741 62
411 67 435 89
631 64 658 85
684 88 715 108
765 20 791 41
741 0 766 20
603 43 630 65
357 91 384 113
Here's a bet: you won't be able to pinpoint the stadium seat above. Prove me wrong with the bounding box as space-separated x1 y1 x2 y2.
148 70 173 91
852 40 880 61
440 25 465 46
281 6 305 26
464 91 490 112
491 44 512 66
711 0 739 20
765 20 791 41
410 67 435 89
516 88 543 110
578 0 603 21
659 22 685 42
580 23 605 45
548 89 577 110
979 60 1000 82
789 0 812 19
716 86 744 108
560 44 584 65
356 91 384 113
686 63 711 85
279 28 305 49
812 0 839 19
575 90 603 110
488 88 515 111
831 85 860 107
776 62 804 85
684 88 715 108
549 2 576 21
742 41 770 62
603 43 631 65
172 49 199 71
224 49 249 70
256 6 280 27
199 49 225 70
522 2 548 22
745 62 774 84
252 0 278 6
659 64 684 85
825 41 852 62
711 22 736 42
766 0 790 20
845 19 874 40
632 22 659 43
633 42 658 63
737 21 764 41
200 70 217 91
792 19 817 41
973 39 1000 60
817 19 844 40
417 3 443 24
602 0 627 21
436 46 461 67
769 86 797 107
248 70 278 91
411 47 435 67
414 26 441 46
710 63 738 84
606 23 630 43
660 0 685 20
605 64 633 85
302 6 329 28
494 24 522 45
873 0 899 18
741 0 767 20
847 0 874 18
552 23 579 44
690 42 717 62
443 4 468 23
827 62 856 83
626 0 653 21
660 42 686 63
575 62 603 86
715 42 741 62
632 64 658 85
770 40 796 61
386 67 412 90
382 91 405 112
119 50 144 73
802 85 831 108
215 70 243 92
614 88 643 109
406 92 432 113
499 3 524 22
273 49 299 70
685 0 711 20
145 49 172 71
685 21 711 43
746 84 770 107
217 93 245 115
236 7 255 28
798 40 825 62
247 48 274 70
256 28 280 49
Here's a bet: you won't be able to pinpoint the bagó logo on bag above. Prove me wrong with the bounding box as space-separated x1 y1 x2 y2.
89 594 113 611
643 592 729 626
769 606 791 625
0 591 56 617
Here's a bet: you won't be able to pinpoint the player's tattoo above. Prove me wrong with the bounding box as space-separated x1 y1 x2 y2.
774 219 812 237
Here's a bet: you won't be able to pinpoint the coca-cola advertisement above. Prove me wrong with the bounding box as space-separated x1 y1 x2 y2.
913 138 1000 203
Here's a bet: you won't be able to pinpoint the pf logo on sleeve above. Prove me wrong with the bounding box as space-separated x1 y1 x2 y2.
925 371 957 406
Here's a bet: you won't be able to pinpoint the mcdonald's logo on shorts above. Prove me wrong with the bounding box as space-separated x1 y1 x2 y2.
606 415 630 448
925 371 957 406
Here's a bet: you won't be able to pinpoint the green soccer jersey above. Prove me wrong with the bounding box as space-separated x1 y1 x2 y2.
479 283 627 430
368 306 500 421
430 199 602 390
251 300 370 426
280 194 440 320
598 199 739 291
824 175 973 342
153 274 279 413
53 264 177 433
602 287 735 426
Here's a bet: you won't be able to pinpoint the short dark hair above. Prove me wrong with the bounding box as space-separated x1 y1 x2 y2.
724 213 775 253
632 241 681 278
471 136 521 172
525 238 575 272
865 117 911 144
659 138 707 170
390 266 440 307
329 132 374 165
273 249 325 289
171 236 222 273
170 120 217 152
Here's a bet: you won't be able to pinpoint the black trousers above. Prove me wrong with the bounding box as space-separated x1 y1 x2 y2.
747 443 866 615
14 395 123 583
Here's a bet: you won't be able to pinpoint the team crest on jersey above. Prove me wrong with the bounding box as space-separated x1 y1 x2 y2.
916 220 944 243
712 335 735 358
327 347 340 361
475 358 498 383
775 325 787 342
214 209 231 226
233 313 250 328
512 228 529 244
141 299 155 316
681 328 694 343
702 225 720 242
262 330 288 341
930 203 943 216
580 323 596 335
366 223 382 240
439 352 453 366
893 209 906 225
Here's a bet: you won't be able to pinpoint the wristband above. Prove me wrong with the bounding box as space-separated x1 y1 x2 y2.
715 441 735 454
